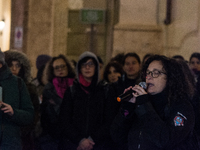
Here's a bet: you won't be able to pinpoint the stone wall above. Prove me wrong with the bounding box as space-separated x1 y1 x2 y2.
114 0 200 61
112 0 162 60
8 0 200 77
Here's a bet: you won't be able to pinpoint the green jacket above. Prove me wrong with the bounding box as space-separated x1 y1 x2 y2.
0 65 34 150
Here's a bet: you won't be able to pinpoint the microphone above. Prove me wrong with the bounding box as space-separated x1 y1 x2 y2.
117 82 147 102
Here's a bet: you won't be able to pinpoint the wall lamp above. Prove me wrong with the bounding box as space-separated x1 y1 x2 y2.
0 20 5 31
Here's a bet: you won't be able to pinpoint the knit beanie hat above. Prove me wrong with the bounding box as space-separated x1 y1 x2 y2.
36 54 52 70
0 48 5 65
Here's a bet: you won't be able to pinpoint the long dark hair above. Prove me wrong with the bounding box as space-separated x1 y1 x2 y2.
103 61 124 82
47 54 75 82
142 55 190 105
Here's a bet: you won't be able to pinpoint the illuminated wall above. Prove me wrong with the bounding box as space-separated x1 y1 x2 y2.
0 0 11 51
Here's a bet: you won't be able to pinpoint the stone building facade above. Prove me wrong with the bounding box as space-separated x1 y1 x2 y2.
1 0 200 76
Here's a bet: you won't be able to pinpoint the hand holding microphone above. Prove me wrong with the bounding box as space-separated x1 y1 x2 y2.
117 82 147 103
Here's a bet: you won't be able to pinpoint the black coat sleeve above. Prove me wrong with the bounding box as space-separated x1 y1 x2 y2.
110 101 136 144
135 96 195 149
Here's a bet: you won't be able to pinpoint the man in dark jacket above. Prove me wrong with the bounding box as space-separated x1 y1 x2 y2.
114 52 142 97
0 49 34 150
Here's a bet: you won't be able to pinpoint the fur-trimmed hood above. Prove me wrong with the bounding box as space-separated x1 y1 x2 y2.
4 50 32 83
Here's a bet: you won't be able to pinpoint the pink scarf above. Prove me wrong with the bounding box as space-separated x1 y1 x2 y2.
79 74 91 94
53 77 74 98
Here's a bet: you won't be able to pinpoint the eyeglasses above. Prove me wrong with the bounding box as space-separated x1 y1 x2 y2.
145 70 166 78
81 61 95 68
53 64 66 71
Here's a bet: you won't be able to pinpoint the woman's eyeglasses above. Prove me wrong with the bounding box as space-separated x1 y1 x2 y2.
81 61 95 68
145 70 166 78
53 64 66 71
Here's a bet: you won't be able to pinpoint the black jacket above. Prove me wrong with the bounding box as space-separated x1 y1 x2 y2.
59 79 116 147
41 82 63 138
111 91 199 150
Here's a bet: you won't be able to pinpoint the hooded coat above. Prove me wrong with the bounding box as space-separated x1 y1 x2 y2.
0 64 34 150
59 51 116 149
4 50 40 115
4 50 40 149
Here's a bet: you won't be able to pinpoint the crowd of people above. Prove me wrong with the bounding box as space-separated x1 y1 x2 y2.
0 49 200 150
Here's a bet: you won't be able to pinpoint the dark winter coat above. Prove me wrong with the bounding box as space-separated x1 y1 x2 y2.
4 50 40 150
59 79 116 147
40 82 63 137
0 65 34 150
59 51 117 149
111 91 199 150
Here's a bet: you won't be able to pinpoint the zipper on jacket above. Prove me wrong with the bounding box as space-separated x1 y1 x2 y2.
138 131 142 149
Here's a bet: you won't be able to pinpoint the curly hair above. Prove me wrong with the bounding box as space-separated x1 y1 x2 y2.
46 54 75 82
103 61 124 82
142 55 190 105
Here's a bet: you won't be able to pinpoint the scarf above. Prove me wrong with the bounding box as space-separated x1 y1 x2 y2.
79 74 91 94
53 77 74 98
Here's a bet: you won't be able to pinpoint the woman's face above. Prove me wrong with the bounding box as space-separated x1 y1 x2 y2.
53 58 68 77
189 57 200 72
107 66 121 83
9 60 21 76
146 60 167 95
81 59 95 82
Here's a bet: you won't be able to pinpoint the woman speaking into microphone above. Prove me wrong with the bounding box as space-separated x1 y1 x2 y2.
110 55 199 150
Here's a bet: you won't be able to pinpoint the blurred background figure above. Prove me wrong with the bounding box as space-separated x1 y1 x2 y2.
142 53 154 67
189 52 200 139
4 49 39 150
39 54 75 150
189 52 200 83
103 61 124 83
71 59 77 70
113 52 141 96
172 55 185 62
97 56 104 81
32 54 52 103
110 53 125 65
